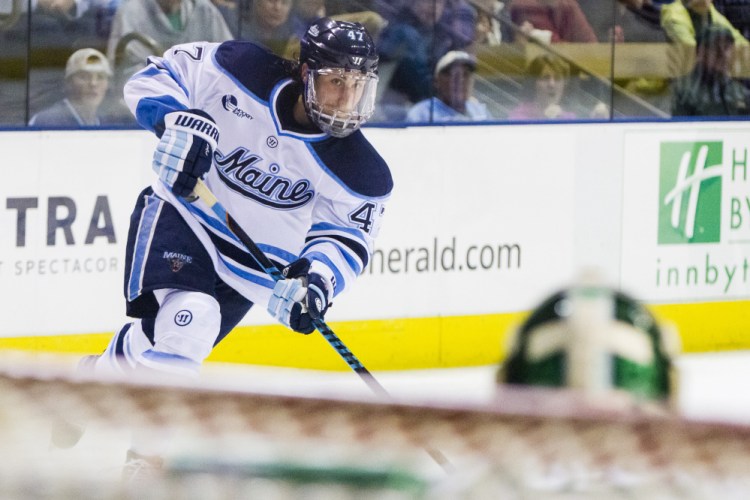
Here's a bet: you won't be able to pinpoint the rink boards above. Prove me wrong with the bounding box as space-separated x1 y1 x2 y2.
1 123 749 369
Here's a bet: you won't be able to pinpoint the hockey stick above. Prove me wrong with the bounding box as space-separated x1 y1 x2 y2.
191 179 389 396
191 180 452 471
193 183 452 472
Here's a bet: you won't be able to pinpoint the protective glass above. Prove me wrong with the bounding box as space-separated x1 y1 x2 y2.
304 67 378 138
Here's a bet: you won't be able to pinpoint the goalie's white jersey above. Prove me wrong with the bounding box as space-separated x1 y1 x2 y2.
124 40 392 306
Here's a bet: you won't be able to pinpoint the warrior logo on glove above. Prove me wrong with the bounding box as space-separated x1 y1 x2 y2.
153 109 219 197
173 113 220 143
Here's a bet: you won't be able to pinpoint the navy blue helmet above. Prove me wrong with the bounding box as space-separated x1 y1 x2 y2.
300 17 378 74
298 18 379 137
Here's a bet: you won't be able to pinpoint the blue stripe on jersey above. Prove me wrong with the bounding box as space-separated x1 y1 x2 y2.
257 243 297 265
134 95 187 135
123 326 136 364
219 254 276 289
128 197 162 301
303 236 366 274
207 230 270 272
307 222 369 269
309 221 367 241
302 239 363 276
302 250 346 296
137 57 192 101
159 58 191 99
178 197 240 244
114 323 128 356
177 196 296 281
134 65 162 79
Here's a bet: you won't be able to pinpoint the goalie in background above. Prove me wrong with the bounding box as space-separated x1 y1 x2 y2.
496 274 680 411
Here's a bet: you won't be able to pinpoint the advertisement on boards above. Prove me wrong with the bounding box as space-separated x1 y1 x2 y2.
621 127 750 302
1 126 580 336
333 125 579 320
0 131 155 336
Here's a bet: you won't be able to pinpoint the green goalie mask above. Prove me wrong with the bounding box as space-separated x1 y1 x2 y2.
498 283 679 402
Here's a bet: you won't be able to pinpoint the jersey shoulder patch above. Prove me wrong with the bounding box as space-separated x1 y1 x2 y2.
214 41 289 100
311 132 393 198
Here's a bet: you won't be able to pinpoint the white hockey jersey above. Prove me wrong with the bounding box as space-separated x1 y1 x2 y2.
124 40 393 306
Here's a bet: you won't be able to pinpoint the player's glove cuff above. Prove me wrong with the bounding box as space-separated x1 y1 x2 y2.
267 259 314 334
163 109 220 152
153 109 219 197
306 260 335 320
266 258 334 334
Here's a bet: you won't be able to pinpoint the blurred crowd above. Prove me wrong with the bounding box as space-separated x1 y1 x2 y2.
1 0 750 126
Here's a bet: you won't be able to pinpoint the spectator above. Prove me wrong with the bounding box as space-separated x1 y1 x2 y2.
503 0 598 43
239 0 296 57
0 0 119 126
580 0 665 43
107 0 233 84
29 48 118 126
376 0 477 120
473 0 503 46
406 50 492 122
0 0 116 27
660 0 749 46
211 0 240 36
671 24 749 116
508 54 578 120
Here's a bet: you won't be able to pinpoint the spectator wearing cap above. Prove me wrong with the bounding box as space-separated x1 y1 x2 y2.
29 48 114 127
376 0 477 120
406 50 492 122
671 24 750 116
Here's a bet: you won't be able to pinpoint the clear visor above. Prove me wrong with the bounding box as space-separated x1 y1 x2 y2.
305 67 378 138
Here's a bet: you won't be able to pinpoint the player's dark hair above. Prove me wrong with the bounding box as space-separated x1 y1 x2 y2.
282 58 302 85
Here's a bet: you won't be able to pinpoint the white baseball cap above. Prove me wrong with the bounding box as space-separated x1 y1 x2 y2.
434 50 477 76
65 48 113 79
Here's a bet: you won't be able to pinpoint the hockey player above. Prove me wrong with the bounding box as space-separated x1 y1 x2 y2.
78 17 392 473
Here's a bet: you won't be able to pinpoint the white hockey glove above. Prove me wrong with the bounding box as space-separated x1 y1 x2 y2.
267 258 334 334
153 109 219 197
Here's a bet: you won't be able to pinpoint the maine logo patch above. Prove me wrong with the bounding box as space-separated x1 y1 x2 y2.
163 251 193 272
658 141 723 244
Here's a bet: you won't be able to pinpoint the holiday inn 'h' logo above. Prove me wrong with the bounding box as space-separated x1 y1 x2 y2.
658 141 723 244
